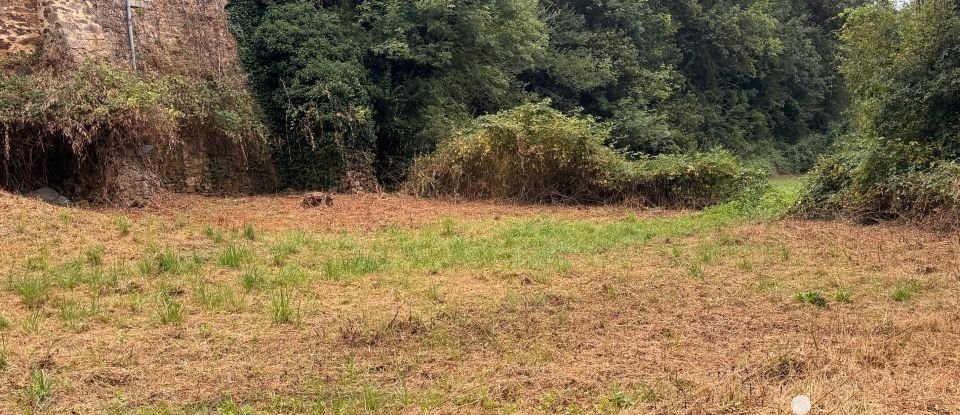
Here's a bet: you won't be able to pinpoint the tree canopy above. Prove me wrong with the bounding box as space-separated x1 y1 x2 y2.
227 0 862 189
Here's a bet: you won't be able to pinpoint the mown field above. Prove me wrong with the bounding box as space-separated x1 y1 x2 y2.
1 179 958 414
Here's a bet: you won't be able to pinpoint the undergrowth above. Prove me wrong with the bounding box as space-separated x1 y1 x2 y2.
0 62 269 200
406 102 767 207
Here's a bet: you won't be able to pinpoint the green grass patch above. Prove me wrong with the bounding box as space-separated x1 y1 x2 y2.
892 280 922 302
218 245 252 269
794 291 828 307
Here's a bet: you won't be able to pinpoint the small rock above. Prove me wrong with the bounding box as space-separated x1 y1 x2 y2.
27 187 71 206
301 192 334 208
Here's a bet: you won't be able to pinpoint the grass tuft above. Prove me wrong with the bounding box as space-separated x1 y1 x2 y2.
203 227 226 243
794 291 828 307
218 245 252 269
10 274 50 309
243 224 257 241
892 280 922 302
113 215 131 236
140 250 187 276
324 255 384 280
270 289 300 325
26 368 54 409
832 289 853 304
85 244 105 267
241 267 267 291
155 291 186 324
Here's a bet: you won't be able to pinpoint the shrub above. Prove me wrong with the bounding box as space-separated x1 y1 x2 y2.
406 102 766 207
796 4 960 229
796 136 960 228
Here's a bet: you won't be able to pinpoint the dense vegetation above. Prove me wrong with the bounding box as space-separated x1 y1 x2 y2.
407 102 765 206
797 0 960 228
0 63 268 202
227 0 860 190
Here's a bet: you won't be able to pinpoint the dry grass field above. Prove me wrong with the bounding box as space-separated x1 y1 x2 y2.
1 179 959 414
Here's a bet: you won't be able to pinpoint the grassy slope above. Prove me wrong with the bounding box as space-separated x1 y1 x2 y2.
1 178 959 414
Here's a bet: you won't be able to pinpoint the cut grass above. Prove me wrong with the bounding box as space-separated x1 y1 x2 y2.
8 178 960 413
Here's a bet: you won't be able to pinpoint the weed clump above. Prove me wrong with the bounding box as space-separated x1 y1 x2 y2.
794 291 828 307
406 102 766 207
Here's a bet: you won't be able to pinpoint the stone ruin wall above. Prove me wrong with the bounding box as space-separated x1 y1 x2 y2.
1 0 239 74
0 0 43 56
1 0 273 198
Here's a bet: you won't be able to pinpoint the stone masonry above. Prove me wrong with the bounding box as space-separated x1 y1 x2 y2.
0 0 43 56
1 0 239 76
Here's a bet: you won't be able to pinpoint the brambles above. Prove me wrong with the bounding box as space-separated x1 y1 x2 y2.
796 4 960 229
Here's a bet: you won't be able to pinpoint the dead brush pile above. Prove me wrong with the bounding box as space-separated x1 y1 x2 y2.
406 102 767 207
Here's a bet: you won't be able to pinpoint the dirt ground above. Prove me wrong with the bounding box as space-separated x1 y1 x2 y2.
0 191 958 414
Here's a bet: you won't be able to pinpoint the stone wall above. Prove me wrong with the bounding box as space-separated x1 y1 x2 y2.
0 0 240 74
0 0 43 56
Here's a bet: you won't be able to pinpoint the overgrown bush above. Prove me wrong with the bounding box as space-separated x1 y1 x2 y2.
406 102 766 207
796 136 960 228
796 2 960 229
0 62 270 202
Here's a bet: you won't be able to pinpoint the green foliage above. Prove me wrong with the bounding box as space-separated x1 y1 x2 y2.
794 291 828 307
892 280 922 302
407 103 766 206
155 291 186 324
227 0 852 187
26 368 55 409
798 2 960 228
229 0 546 188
